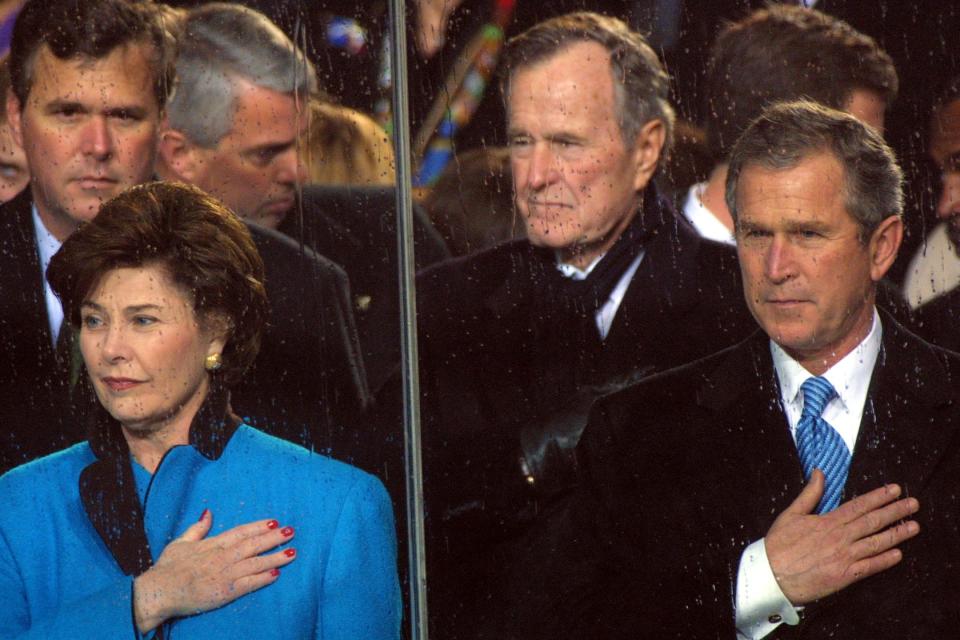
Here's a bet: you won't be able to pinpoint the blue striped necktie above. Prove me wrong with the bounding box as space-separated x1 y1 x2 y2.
796 376 851 514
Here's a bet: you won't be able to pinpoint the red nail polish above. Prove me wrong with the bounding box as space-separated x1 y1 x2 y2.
198 509 209 522
266 520 279 530
270 568 280 577
284 548 297 558
280 526 294 537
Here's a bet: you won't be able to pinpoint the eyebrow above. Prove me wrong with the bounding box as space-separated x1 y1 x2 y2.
44 100 149 118
104 105 149 119
505 128 586 145
735 220 765 234
784 219 831 233
243 140 294 157
44 99 87 114
80 301 163 313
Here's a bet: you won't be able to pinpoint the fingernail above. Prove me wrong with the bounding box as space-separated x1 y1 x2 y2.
281 526 294 537
198 508 209 522
266 520 279 529
284 548 297 558
270 568 280 577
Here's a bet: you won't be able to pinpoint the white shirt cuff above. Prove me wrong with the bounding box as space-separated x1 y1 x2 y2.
735 538 800 639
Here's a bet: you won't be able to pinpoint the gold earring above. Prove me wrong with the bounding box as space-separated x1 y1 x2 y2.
204 353 223 372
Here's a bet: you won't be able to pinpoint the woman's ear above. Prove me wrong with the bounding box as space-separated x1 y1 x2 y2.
202 312 233 358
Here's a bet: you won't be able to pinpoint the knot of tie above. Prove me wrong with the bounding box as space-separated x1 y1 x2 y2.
796 376 849 514
800 376 837 420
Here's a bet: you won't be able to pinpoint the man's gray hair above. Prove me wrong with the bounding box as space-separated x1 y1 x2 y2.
167 2 318 147
726 100 903 240
501 11 675 154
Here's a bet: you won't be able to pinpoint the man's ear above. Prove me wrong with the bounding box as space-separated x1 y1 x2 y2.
7 90 24 149
630 119 666 192
868 214 904 282
158 126 203 184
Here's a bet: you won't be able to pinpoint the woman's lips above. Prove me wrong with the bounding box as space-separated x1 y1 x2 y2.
102 377 143 391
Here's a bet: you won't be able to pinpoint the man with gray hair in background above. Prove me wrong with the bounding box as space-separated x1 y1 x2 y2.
157 1 313 229
158 2 448 392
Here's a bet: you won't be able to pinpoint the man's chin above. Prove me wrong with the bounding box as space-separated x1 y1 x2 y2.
249 199 295 229
948 224 960 253
62 200 108 225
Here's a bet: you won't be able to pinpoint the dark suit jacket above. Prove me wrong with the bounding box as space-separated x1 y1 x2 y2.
495 312 960 639
0 191 372 474
914 286 960 353
414 190 758 632
277 185 449 393
234 222 372 463
0 191 85 471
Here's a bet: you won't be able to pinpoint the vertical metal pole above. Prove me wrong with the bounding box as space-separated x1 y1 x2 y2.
387 1 429 638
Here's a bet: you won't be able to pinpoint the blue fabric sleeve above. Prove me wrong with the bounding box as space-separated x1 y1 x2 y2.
0 536 138 640
318 473 402 639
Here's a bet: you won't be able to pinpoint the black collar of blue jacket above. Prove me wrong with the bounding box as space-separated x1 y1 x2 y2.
79 379 241 576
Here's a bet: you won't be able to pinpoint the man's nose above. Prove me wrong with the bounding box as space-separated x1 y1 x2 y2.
81 117 113 160
275 148 305 186
525 143 556 191
764 236 795 283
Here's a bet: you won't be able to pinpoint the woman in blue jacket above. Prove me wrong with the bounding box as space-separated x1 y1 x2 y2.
0 182 400 639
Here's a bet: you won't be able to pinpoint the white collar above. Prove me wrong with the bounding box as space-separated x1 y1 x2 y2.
555 251 605 281
681 182 736 247
770 307 882 453
32 204 63 271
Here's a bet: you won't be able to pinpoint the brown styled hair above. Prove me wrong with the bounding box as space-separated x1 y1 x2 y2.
706 5 897 162
9 0 175 109
47 181 269 385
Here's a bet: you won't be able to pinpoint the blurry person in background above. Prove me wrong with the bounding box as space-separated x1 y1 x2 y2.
691 4 915 326
159 2 448 393
421 146 520 256
0 181 400 638
936 154 960 250
0 57 27 202
306 98 395 187
914 150 960 351
904 79 960 309
690 4 897 246
157 2 314 230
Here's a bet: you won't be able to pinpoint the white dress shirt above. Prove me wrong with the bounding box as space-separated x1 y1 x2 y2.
902 222 960 309
735 308 883 639
556 252 644 340
32 206 64 348
681 182 736 246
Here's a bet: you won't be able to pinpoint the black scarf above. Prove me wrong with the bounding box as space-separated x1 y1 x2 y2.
526 187 665 349
79 379 241 577
529 189 664 316
501 187 667 413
